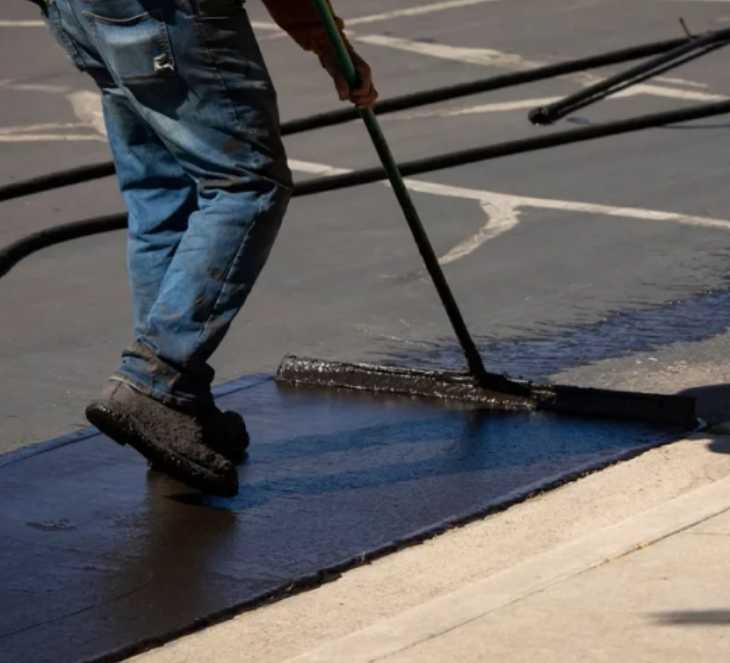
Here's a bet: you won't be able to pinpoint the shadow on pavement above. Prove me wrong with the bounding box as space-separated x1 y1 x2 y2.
677 384 730 426
653 609 730 626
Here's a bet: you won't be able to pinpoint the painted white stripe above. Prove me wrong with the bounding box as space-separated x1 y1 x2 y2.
626 83 727 102
443 97 561 114
654 77 709 89
249 21 283 31
347 0 505 26
433 86 723 119
0 92 104 143
0 122 85 135
408 97 562 119
0 81 70 93
287 159 730 267
403 88 724 121
67 90 108 136
249 0 506 34
288 159 519 265
288 160 350 177
441 198 520 265
357 34 545 70
0 20 45 27
0 135 103 142
68 92 730 266
355 35 728 113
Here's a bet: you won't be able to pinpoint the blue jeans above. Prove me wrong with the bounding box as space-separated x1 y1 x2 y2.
39 0 293 408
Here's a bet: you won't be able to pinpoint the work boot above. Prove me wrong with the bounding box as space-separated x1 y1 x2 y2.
85 380 239 497
200 406 249 464
148 407 249 471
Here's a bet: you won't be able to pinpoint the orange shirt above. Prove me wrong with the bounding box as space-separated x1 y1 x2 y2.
260 0 349 54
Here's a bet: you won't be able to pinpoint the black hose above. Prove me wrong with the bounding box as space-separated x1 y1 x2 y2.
0 35 692 204
529 27 730 125
0 162 116 204
280 35 690 131
4 98 730 279
530 41 728 125
0 213 127 278
293 99 730 196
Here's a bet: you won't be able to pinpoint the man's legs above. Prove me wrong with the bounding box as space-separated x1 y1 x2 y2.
101 87 252 468
101 86 196 339
40 0 291 494
75 0 293 408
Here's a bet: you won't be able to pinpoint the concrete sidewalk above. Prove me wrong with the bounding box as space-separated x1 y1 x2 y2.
130 431 730 663
372 508 730 663
286 457 730 663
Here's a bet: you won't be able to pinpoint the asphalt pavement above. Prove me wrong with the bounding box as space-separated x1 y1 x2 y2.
3 0 730 452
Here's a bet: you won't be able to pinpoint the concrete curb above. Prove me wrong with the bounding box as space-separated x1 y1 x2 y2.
283 472 730 663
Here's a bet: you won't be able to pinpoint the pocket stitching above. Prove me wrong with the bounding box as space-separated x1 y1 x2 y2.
82 8 176 77
82 10 154 26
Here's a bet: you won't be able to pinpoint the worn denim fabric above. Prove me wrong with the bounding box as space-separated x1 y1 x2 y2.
37 0 293 408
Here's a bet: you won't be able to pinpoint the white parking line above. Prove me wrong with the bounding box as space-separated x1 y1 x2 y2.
398 85 724 120
0 21 45 27
288 159 730 269
0 117 101 142
347 0 506 26
59 88 730 262
355 34 728 116
66 90 108 136
357 35 546 70
0 80 70 93
250 0 506 34
59 91 730 266
249 21 284 31
0 134 102 142
8 84 727 270
0 122 85 135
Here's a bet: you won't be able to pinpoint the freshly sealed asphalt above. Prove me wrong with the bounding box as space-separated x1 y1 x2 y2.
0 375 683 663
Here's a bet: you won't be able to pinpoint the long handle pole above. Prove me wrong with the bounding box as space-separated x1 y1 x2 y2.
308 0 523 395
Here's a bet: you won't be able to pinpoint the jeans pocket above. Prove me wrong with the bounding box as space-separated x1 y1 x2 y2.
82 8 185 109
82 9 177 82
42 1 87 71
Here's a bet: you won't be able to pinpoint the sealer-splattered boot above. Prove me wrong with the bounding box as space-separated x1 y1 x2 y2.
148 407 249 472
85 380 239 497
199 407 249 465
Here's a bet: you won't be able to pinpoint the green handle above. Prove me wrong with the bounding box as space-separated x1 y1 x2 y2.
306 0 524 395
309 0 360 87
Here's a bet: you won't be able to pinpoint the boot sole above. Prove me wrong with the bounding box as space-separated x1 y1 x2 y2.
148 448 248 472
85 400 239 497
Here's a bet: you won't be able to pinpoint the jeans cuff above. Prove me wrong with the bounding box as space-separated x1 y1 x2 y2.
110 371 197 410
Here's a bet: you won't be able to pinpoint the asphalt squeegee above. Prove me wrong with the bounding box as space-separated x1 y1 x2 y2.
274 0 697 429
